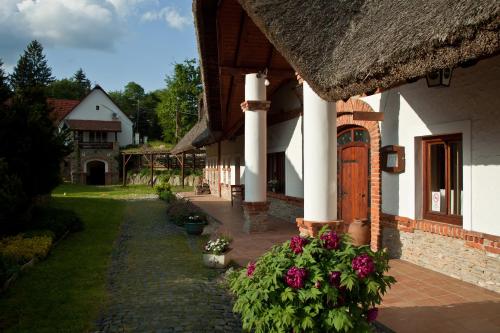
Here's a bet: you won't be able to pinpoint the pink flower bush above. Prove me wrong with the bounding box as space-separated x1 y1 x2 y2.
284 266 307 289
320 230 340 250
290 235 309 254
366 308 378 322
352 254 375 278
328 271 342 288
247 262 256 277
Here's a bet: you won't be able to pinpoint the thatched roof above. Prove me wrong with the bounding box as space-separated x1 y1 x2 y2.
170 98 220 154
238 0 500 101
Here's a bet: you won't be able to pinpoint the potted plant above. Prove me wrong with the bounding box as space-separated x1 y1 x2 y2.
184 214 207 235
227 227 396 332
268 178 279 192
203 236 232 268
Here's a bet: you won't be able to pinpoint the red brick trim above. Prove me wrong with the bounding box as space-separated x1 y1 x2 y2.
381 213 500 254
267 192 304 207
296 218 345 237
241 100 271 112
336 99 382 251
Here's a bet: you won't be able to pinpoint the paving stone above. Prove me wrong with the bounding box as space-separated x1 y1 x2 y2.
94 198 241 333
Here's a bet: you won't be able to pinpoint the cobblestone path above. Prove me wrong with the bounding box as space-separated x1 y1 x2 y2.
95 199 241 333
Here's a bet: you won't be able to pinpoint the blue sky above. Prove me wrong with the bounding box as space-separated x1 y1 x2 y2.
0 0 198 93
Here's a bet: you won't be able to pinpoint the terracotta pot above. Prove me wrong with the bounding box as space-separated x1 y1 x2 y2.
347 219 371 246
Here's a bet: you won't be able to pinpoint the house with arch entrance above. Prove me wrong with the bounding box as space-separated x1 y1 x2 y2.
50 85 133 185
180 0 500 292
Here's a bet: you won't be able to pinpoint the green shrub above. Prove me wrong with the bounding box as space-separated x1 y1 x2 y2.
0 255 19 285
0 235 52 265
227 228 396 333
159 190 176 203
31 206 83 239
154 182 171 196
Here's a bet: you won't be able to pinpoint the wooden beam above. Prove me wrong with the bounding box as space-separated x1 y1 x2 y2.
353 111 384 121
181 152 185 188
150 154 154 187
122 154 126 186
220 66 295 79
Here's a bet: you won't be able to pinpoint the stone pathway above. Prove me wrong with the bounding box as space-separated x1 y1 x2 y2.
95 198 241 333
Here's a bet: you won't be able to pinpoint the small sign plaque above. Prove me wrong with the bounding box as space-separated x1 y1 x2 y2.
386 153 398 168
431 191 441 212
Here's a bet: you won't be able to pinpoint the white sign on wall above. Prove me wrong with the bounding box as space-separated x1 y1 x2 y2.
386 153 398 168
431 191 441 212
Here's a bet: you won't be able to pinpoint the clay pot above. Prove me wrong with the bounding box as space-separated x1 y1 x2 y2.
347 219 371 246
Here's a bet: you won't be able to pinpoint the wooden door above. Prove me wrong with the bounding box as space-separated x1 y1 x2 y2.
337 128 369 223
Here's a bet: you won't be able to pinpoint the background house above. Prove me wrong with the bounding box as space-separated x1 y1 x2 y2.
51 85 133 185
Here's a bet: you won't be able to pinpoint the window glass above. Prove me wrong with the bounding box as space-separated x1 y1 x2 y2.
337 131 352 146
354 129 369 143
449 142 462 215
429 143 446 213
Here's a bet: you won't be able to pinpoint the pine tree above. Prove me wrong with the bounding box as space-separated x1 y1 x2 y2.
10 40 54 93
0 59 11 101
73 68 91 98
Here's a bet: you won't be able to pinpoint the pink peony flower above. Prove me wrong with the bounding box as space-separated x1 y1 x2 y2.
247 262 256 277
366 308 378 322
284 266 308 289
290 235 309 254
328 271 342 288
320 231 340 250
314 281 321 289
352 254 375 278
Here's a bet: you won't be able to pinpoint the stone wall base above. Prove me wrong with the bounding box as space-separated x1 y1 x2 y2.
382 217 500 293
267 193 303 224
296 218 345 237
242 201 270 233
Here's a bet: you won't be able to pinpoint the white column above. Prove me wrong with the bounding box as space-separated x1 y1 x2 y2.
303 81 337 221
244 73 267 202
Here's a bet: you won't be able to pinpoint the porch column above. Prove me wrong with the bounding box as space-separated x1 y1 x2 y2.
297 81 341 237
241 73 270 233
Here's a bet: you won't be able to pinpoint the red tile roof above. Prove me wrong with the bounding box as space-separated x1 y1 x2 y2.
65 119 122 132
48 98 81 123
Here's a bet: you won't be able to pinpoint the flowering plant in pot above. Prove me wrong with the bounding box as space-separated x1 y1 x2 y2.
184 213 207 235
203 236 232 268
227 227 396 332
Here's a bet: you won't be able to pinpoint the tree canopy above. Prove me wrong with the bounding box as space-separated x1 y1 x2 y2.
47 68 91 100
156 59 202 143
10 40 54 92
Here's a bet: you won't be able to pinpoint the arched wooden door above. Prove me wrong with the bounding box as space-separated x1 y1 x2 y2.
337 127 370 224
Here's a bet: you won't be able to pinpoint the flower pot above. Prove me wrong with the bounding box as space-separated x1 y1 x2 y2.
203 250 231 268
347 219 371 246
184 222 205 235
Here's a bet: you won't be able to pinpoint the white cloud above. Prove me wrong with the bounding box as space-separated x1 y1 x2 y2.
141 7 191 30
0 0 132 66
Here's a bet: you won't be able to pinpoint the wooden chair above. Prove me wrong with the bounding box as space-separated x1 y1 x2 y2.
230 184 244 206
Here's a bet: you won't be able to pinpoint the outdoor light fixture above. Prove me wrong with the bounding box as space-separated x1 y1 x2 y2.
426 68 453 87
265 79 270 87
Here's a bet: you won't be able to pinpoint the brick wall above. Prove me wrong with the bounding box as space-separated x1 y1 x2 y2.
382 214 500 292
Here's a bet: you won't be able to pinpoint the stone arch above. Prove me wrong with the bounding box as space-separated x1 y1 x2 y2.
83 159 109 173
336 98 382 251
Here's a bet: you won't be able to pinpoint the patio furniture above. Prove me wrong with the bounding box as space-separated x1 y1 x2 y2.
231 184 244 206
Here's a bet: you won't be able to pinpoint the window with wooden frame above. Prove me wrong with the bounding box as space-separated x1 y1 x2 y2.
267 152 285 194
423 134 463 225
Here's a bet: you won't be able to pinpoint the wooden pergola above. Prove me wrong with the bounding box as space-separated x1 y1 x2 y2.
121 148 171 187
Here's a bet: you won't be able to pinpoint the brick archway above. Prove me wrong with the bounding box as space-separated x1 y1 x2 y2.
336 99 382 250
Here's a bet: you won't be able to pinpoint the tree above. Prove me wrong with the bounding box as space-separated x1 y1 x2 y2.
0 41 70 233
10 40 54 92
47 68 91 100
156 59 202 143
0 59 11 101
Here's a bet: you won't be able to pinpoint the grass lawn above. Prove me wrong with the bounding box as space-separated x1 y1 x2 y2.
0 184 176 333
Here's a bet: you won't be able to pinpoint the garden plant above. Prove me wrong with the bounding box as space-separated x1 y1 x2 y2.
228 227 396 333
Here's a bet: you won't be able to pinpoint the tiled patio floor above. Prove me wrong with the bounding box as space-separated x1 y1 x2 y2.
179 192 500 333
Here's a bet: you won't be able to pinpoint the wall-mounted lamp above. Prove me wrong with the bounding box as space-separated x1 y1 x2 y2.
426 68 453 87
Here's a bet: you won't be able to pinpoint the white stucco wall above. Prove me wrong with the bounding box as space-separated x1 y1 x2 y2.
362 55 500 236
64 88 133 147
268 117 303 198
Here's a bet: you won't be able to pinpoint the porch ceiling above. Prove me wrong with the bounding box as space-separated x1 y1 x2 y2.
194 0 295 138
